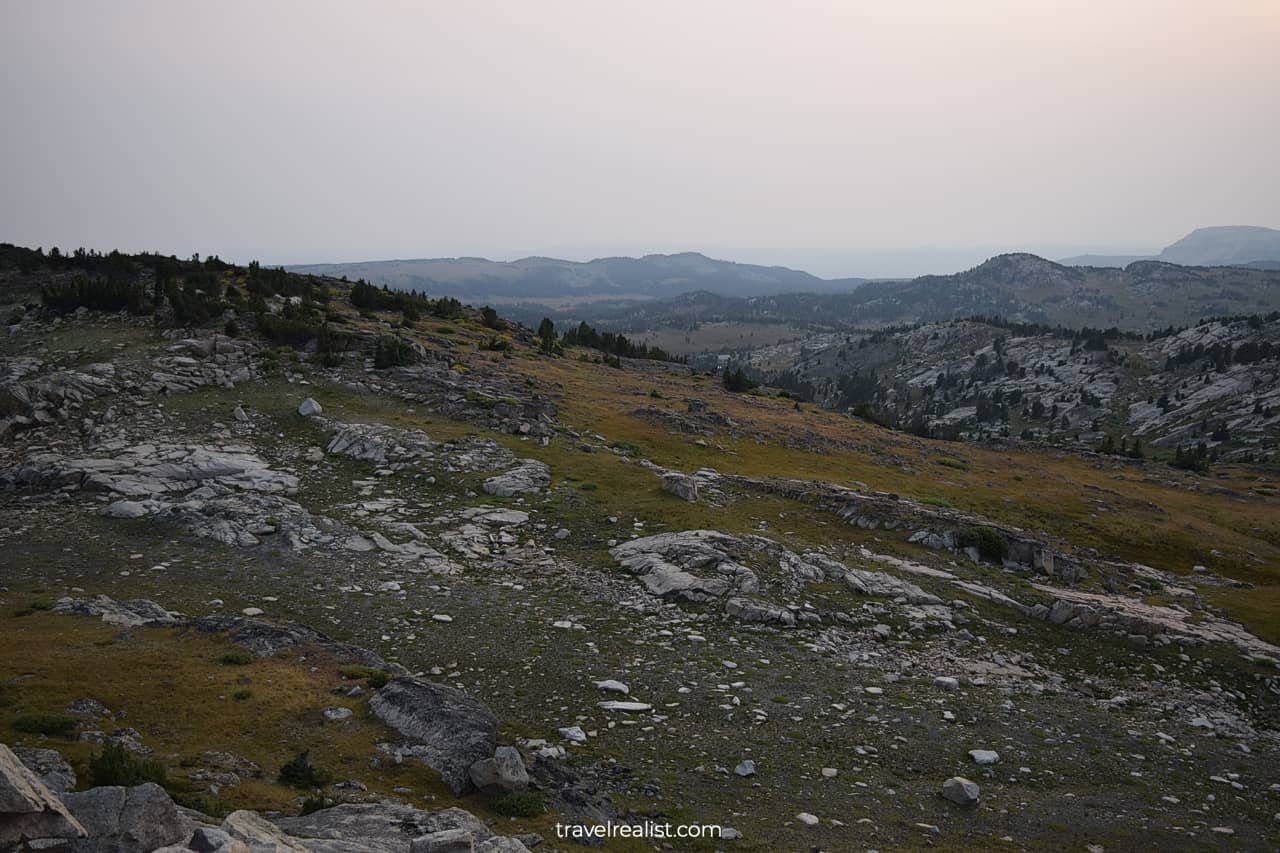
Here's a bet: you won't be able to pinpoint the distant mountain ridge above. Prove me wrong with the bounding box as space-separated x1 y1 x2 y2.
288 252 868 300
1059 225 1280 268
569 253 1280 333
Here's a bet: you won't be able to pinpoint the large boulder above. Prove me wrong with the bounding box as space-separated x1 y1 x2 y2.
61 782 192 853
0 743 87 847
467 746 529 795
482 460 550 497
660 471 698 502
369 678 498 795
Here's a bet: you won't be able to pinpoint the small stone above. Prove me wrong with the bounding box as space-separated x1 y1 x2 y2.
432 614 454 623
241 607 264 617
734 760 756 777
598 701 652 712
968 749 1000 765
820 767 838 778
559 726 587 743
322 708 352 722
933 676 960 690
297 398 322 417
593 679 629 694
796 812 819 826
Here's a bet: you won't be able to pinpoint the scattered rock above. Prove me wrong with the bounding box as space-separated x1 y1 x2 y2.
468 746 529 795
968 749 1000 765
942 776 981 807
297 398 322 417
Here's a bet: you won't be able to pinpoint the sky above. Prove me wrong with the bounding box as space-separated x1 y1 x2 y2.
2 1 1278 278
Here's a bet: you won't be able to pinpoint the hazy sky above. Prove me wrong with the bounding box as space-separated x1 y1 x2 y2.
3 1 1278 277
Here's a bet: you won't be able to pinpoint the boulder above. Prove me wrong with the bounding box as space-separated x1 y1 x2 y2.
13 746 77 794
369 678 498 795
0 743 87 847
468 746 529 795
968 749 1000 765
190 824 252 853
297 398 322 417
482 460 551 497
660 471 698 502
221 809 310 852
62 783 191 853
942 776 980 807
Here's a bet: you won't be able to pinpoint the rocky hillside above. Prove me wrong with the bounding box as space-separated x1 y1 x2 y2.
2 245 1279 850
747 315 1280 464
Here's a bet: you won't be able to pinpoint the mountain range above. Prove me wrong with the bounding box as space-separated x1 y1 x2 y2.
563 253 1280 333
288 252 868 301
1059 225 1280 268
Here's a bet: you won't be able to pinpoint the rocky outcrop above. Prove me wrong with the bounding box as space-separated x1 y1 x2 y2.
0 743 87 847
274 803 505 853
369 678 499 795
610 530 763 603
482 460 551 497
61 782 192 853
324 422 437 465
52 595 178 628
1032 585 1280 660
0 357 116 441
190 615 406 672
611 531 945 623
3 443 298 497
